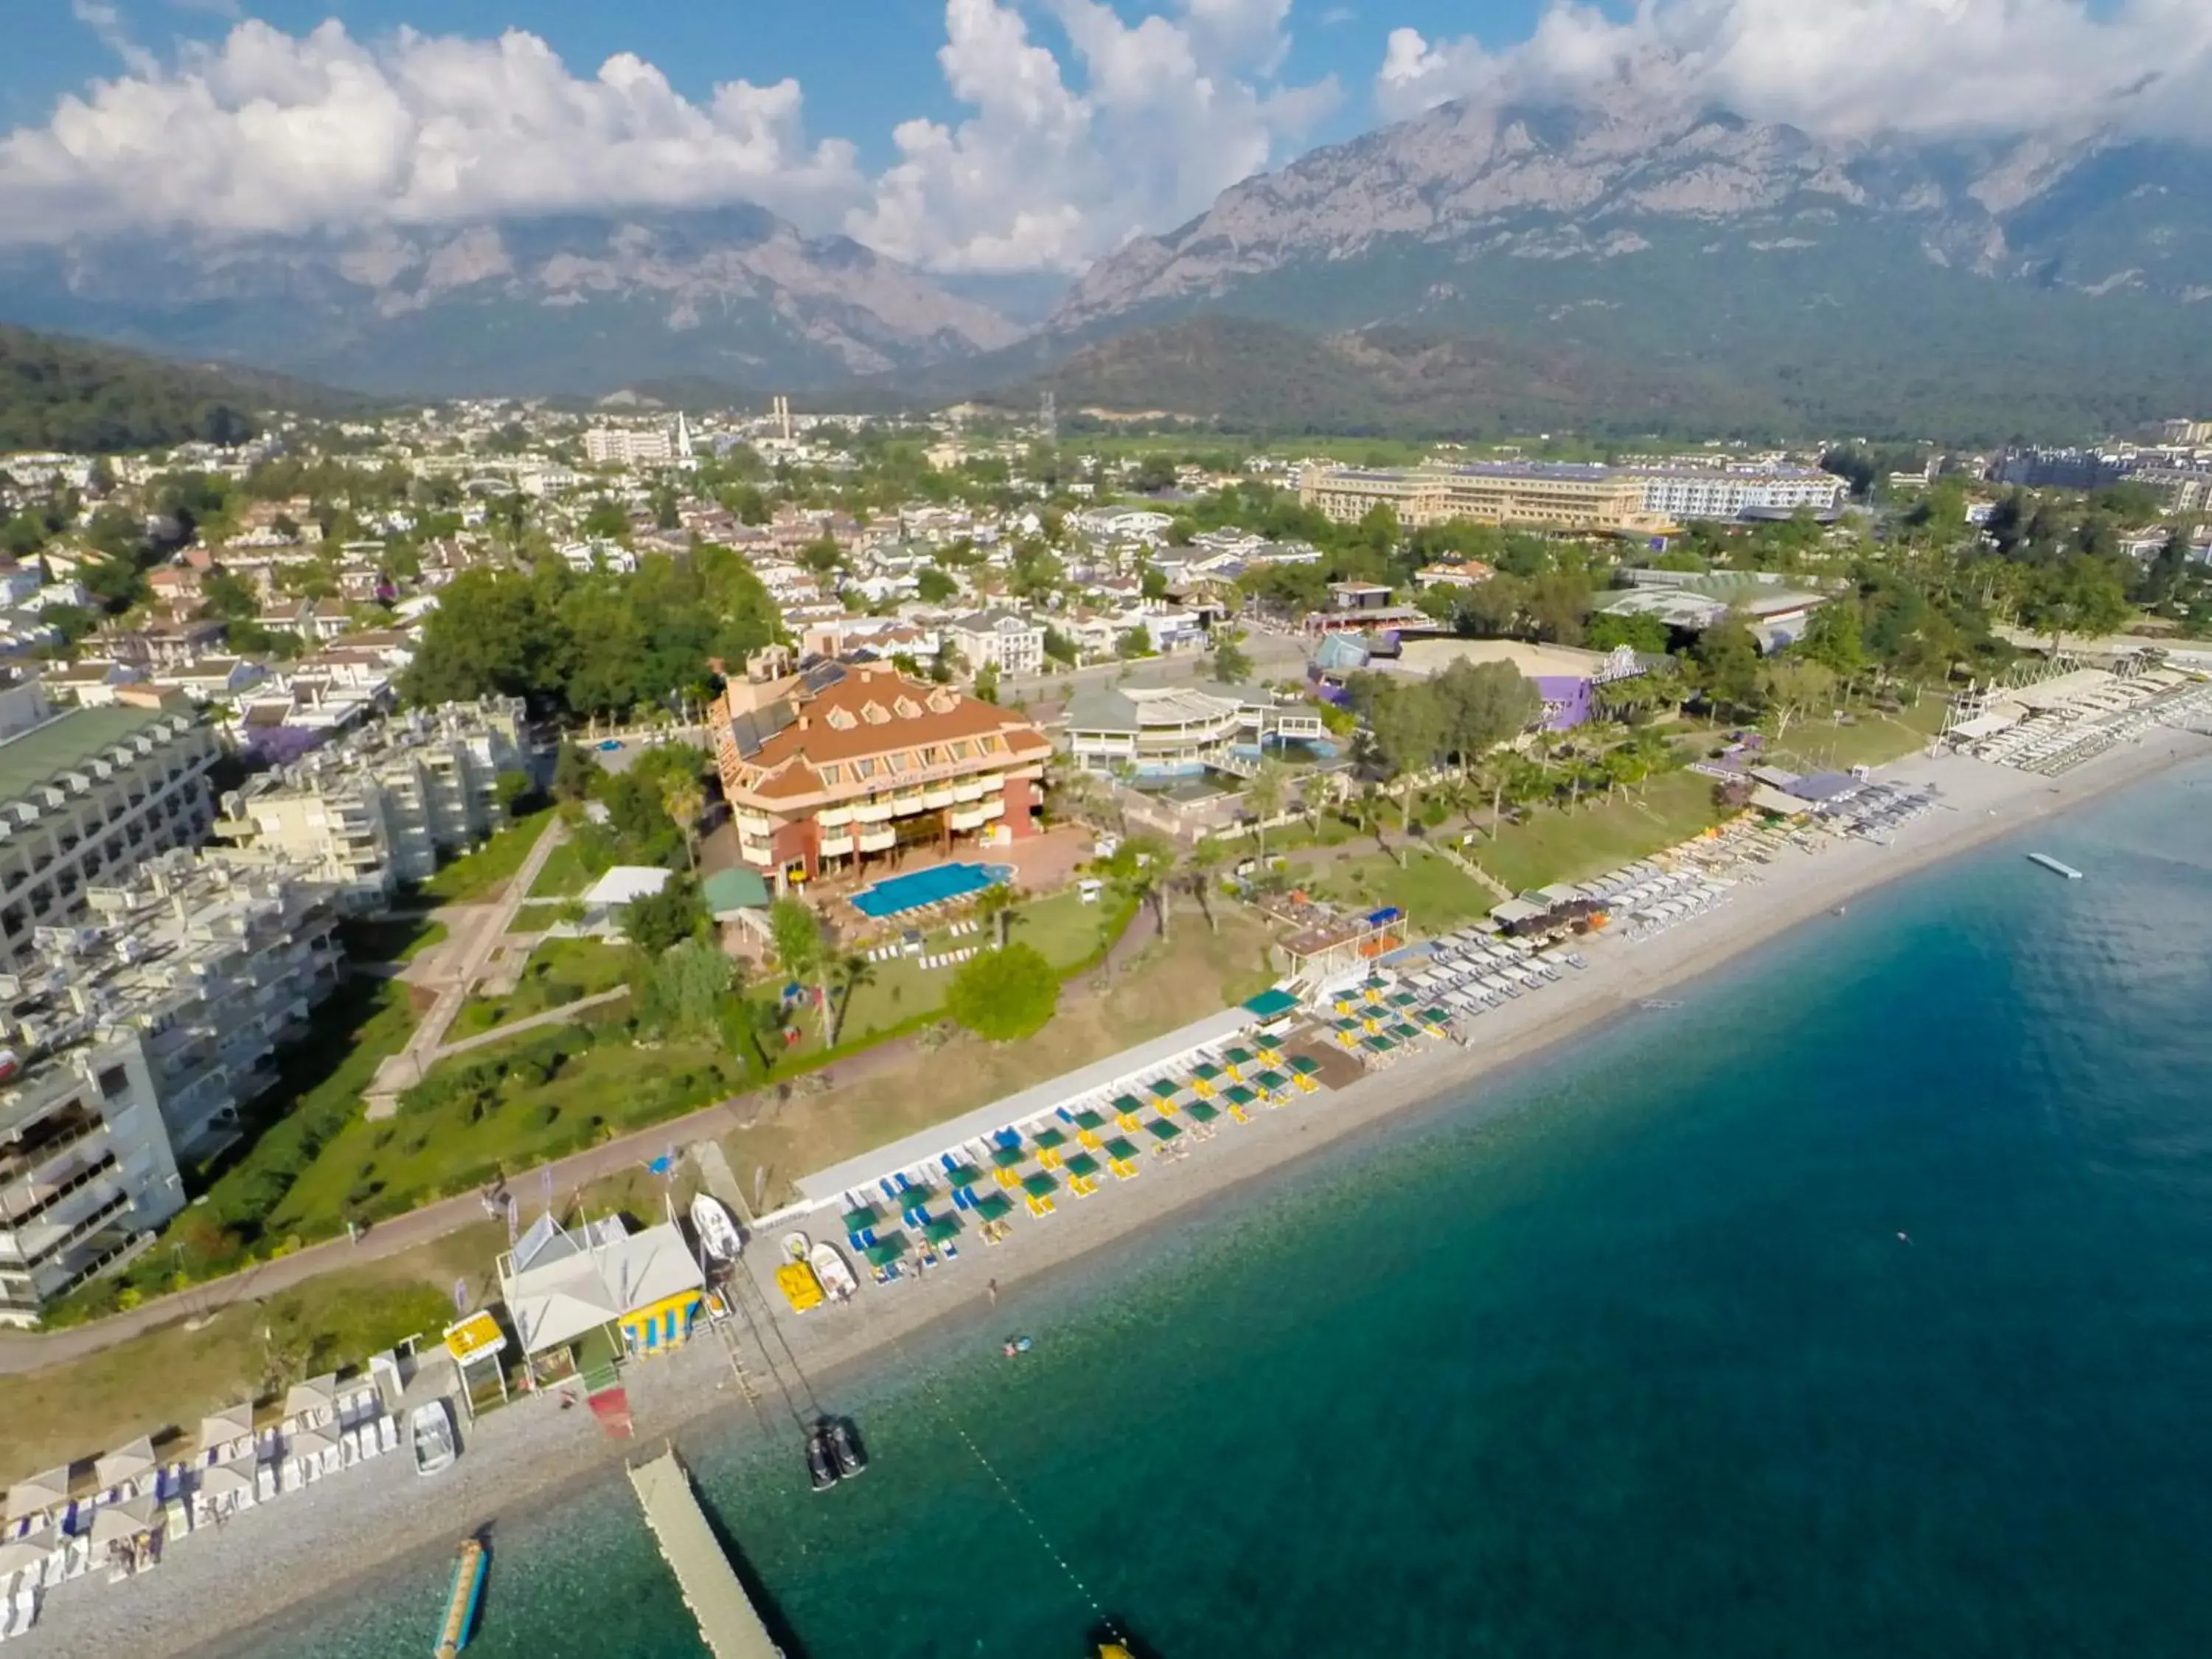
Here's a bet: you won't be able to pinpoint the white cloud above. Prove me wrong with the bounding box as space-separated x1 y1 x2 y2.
69 0 157 75
848 0 1338 271
1375 0 2212 145
0 20 862 246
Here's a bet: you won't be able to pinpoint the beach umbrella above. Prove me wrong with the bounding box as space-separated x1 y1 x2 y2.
1020 1172 1058 1199
0 1527 53 1576
198 1462 254 1503
88 1492 161 1547
94 1437 156 1490
198 1402 256 1455
990 1145 1026 1169
1062 1152 1102 1181
924 1217 963 1245
7 1468 71 1526
1146 1119 1183 1142
286 1427 339 1462
841 1204 882 1232
283 1374 338 1425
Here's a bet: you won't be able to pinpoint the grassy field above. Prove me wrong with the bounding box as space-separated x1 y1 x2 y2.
721 898 1279 1208
1308 845 1500 931
525 837 597 899
417 807 554 902
450 937 635 1040
1767 700 1950 774
1475 771 1728 894
268 1012 739 1233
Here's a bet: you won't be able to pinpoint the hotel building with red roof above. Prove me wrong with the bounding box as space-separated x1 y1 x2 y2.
709 652 1051 888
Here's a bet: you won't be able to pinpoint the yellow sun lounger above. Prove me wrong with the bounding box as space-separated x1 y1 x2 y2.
1108 1157 1140 1180
1068 1173 1099 1197
1024 1192 1057 1217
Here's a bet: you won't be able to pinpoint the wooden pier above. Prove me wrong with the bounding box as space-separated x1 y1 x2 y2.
627 1448 782 1659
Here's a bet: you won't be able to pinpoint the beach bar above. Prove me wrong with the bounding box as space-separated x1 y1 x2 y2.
496 1214 706 1383
627 1448 780 1659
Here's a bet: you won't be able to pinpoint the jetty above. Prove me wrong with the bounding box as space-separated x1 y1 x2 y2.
626 1448 782 1659
2027 852 2085 880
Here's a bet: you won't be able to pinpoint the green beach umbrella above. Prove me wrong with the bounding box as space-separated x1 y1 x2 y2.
1063 1152 1101 1180
1146 1119 1183 1141
1186 1100 1220 1124
1253 1071 1287 1093
1290 1055 1321 1075
1221 1085 1256 1107
1102 1137 1138 1161
1224 1047 1254 1068
992 1145 1026 1169
925 1217 963 1245
1190 1062 1222 1082
841 1205 881 1232
1033 1127 1068 1151
1148 1079 1180 1101
973 1192 1013 1221
945 1163 984 1189
865 1234 908 1267
1073 1109 1107 1132
1111 1093 1145 1116
1021 1172 1059 1199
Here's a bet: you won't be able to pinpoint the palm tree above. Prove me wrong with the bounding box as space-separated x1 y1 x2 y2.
661 776 705 872
740 994 790 1073
1243 758 1289 860
1349 786 1391 858
768 898 830 1043
974 882 1024 950
829 953 874 1046
1188 835 1229 933
1101 835 1172 943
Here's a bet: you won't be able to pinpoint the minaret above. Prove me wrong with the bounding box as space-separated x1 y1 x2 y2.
674 411 693 462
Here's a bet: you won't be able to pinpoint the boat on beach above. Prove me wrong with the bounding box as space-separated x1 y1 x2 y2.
810 1241 858 1301
689 1194 743 1264
410 1401 459 1478
775 1232 825 1312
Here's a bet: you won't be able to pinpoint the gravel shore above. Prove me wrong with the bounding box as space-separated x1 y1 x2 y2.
22 734 2208 1659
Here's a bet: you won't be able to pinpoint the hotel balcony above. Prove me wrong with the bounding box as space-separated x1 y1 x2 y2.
851 801 895 824
857 827 897 853
818 833 855 858
815 807 854 829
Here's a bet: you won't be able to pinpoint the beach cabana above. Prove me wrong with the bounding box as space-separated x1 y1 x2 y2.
7 1469 71 1527
95 1437 157 1495
282 1377 338 1430
198 1403 256 1461
498 1213 707 1371
88 1492 163 1548
0 1528 52 1578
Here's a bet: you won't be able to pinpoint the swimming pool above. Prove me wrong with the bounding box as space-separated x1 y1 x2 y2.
849 860 1014 919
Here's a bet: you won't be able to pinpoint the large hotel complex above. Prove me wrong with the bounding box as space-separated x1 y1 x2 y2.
1299 461 1846 533
709 652 1052 888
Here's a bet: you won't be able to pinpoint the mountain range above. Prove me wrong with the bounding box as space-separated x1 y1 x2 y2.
6 85 2212 437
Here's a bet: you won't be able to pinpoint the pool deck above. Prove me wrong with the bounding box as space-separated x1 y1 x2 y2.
849 859 1011 919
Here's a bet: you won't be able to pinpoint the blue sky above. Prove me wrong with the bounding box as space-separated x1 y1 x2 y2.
1 2 2197 272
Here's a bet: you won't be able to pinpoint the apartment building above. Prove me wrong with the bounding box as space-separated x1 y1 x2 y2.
582 417 693 467
1299 463 1658 535
1625 467 1847 521
944 608 1046 676
1062 679 1326 776
215 699 529 906
0 681 220 970
0 852 344 1322
709 652 1051 887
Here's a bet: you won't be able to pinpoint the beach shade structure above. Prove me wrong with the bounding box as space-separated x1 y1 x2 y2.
972 1192 1014 1222
1072 1108 1107 1133
1111 1094 1147 1131
1021 1172 1060 1200
7 1469 72 1526
1062 1152 1102 1181
286 1426 339 1466
896 1186 936 1225
864 1234 909 1268
1187 1062 1222 1096
1146 1119 1183 1143
282 1375 338 1427
1252 1070 1288 1096
88 1492 162 1548
1222 1083 1258 1110
1102 1137 1141 1179
1388 1022 1422 1043
0 1526 52 1577
1147 1079 1181 1103
1186 1099 1222 1126
198 1402 256 1458
1222 1046 1254 1076
1290 1054 1322 1077
840 1203 883 1234
94 1437 157 1492
943 1163 983 1192
1362 1034 1396 1057
1032 1127 1068 1168
924 1216 963 1246
198 1461 255 1507
990 1144 1027 1170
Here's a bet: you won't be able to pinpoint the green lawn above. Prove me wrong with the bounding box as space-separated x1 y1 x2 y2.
271 1019 744 1232
1310 846 1499 931
1476 771 1727 894
417 808 554 902
450 937 635 1040
1767 700 1950 774
526 838 597 898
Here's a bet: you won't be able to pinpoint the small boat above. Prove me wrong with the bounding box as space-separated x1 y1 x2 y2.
804 1425 841 1492
780 1231 812 1263
411 1400 459 1478
825 1419 866 1478
689 1194 743 1264
809 1241 858 1301
431 1537 487 1659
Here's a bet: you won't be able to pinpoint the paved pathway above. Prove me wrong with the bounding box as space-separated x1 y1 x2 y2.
366 815 570 1116
425 987 632 1064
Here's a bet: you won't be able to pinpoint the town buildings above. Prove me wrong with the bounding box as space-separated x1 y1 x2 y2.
709 651 1051 887
0 679 220 970
214 698 528 906
943 608 1046 676
582 417 695 468
0 851 344 1323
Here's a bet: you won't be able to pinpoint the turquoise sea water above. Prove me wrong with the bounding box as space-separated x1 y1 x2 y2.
245 762 2212 1659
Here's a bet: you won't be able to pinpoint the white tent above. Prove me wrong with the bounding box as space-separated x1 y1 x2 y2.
198 1402 255 1453
88 1492 161 1547
93 1437 156 1489
285 1427 338 1462
196 1461 255 1509
5 1469 71 1526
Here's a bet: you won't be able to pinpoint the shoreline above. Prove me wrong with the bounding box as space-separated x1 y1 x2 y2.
28 733 2211 1659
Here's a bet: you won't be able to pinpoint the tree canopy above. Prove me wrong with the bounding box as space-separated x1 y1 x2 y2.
945 943 1060 1043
